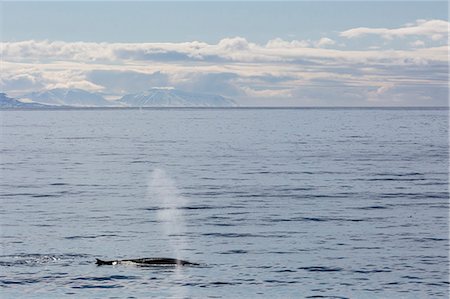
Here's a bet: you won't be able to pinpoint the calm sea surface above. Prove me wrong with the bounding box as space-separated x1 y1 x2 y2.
0 108 448 298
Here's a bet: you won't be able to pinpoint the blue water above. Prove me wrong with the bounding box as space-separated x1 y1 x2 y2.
1 108 448 298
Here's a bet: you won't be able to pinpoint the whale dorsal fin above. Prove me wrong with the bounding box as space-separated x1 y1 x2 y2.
96 258 114 265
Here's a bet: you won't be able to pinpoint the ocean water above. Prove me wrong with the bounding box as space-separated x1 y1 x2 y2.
0 108 448 299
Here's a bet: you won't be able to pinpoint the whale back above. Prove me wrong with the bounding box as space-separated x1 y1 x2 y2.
95 257 199 266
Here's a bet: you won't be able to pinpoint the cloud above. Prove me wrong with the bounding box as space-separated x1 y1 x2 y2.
249 74 297 84
0 66 104 96
174 72 243 97
217 37 250 51
266 37 336 49
1 40 116 62
0 73 45 94
1 32 447 106
266 38 311 48
46 80 104 91
115 49 197 62
242 86 292 98
315 37 336 48
410 40 425 47
367 84 448 106
2 36 447 67
340 19 449 40
290 79 448 107
87 70 170 94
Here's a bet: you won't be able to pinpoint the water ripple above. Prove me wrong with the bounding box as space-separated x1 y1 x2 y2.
298 266 343 272
73 275 139 281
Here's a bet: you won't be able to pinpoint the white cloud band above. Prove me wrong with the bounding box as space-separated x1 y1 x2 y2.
340 19 449 40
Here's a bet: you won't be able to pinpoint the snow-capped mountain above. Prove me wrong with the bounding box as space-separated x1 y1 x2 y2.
19 88 114 107
0 93 51 108
119 88 237 107
9 88 236 108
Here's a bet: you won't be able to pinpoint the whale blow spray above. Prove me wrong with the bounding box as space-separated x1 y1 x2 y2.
147 168 190 296
148 168 187 260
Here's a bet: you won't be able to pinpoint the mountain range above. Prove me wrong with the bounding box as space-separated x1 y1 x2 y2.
119 88 236 107
19 88 114 107
0 88 237 108
0 93 51 108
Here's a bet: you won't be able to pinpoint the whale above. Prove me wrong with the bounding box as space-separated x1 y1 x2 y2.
95 258 199 266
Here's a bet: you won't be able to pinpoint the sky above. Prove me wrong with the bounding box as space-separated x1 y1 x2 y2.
1 1 448 106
